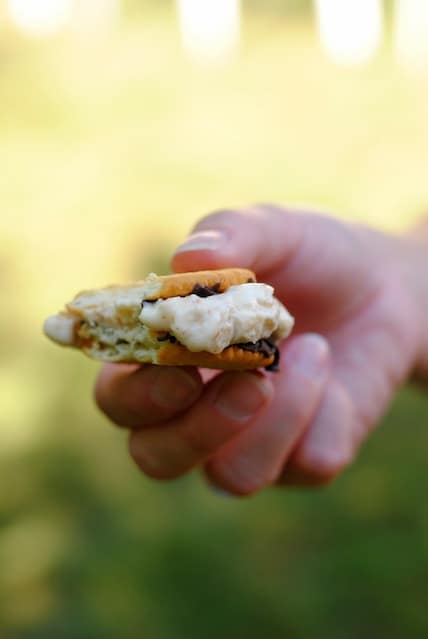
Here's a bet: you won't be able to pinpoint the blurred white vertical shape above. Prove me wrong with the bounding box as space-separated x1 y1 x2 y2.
177 0 241 63
7 0 73 36
71 0 119 36
395 0 428 71
315 0 383 65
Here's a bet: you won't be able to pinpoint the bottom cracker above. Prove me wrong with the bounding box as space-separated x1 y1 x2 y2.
156 343 274 370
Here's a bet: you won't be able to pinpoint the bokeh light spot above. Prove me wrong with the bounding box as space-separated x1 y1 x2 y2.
177 0 241 63
7 0 73 36
315 0 383 65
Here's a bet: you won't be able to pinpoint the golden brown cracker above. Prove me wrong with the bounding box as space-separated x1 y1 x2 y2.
156 342 273 370
143 268 256 300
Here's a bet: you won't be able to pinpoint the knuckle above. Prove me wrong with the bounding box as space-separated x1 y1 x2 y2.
181 424 215 457
253 202 286 220
192 208 245 232
94 377 127 428
128 434 178 481
279 389 318 428
93 365 140 427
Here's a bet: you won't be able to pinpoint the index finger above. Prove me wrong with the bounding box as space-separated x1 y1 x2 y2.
171 205 369 309
95 363 203 428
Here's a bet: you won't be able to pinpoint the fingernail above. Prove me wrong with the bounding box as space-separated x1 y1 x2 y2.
213 373 272 422
286 334 330 378
151 368 199 410
174 230 227 254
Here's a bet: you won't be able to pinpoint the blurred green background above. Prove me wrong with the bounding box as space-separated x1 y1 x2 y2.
1 1 428 637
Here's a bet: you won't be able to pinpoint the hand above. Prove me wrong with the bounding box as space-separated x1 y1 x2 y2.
95 206 425 495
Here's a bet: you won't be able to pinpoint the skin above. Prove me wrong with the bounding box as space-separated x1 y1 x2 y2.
95 206 428 496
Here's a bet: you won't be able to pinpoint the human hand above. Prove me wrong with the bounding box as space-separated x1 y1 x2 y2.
95 206 425 494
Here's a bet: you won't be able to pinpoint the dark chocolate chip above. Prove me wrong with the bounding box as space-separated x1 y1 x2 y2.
191 283 221 298
233 338 280 372
157 333 177 344
116 339 130 345
265 345 280 372
141 299 156 308
247 278 255 283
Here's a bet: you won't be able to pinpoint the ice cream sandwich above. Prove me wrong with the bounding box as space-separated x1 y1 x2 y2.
43 268 294 371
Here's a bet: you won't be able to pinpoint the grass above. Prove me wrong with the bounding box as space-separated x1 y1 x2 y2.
0 9 428 638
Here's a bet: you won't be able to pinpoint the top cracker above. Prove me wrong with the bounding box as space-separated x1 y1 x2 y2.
142 268 257 300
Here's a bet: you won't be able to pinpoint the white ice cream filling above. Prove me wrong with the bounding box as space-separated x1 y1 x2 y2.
43 314 78 346
139 283 294 354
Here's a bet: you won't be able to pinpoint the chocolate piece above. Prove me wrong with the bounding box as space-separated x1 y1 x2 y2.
141 299 155 308
116 339 130 345
247 278 255 283
265 345 280 372
191 283 221 298
157 333 177 344
142 282 221 306
234 338 280 372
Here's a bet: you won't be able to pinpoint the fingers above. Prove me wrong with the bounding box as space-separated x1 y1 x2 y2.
129 371 274 480
172 207 301 275
204 334 331 495
279 380 356 486
172 206 371 311
329 278 420 441
95 363 203 428
279 281 420 488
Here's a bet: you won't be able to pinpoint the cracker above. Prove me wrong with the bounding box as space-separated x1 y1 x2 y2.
142 268 256 300
79 335 275 370
155 342 274 370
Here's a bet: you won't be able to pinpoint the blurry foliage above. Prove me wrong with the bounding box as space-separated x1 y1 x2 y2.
121 0 393 19
246 0 312 16
1 373 428 638
123 0 171 19
123 0 314 18
0 5 428 639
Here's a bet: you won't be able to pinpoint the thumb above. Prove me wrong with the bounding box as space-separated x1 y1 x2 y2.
172 205 372 308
